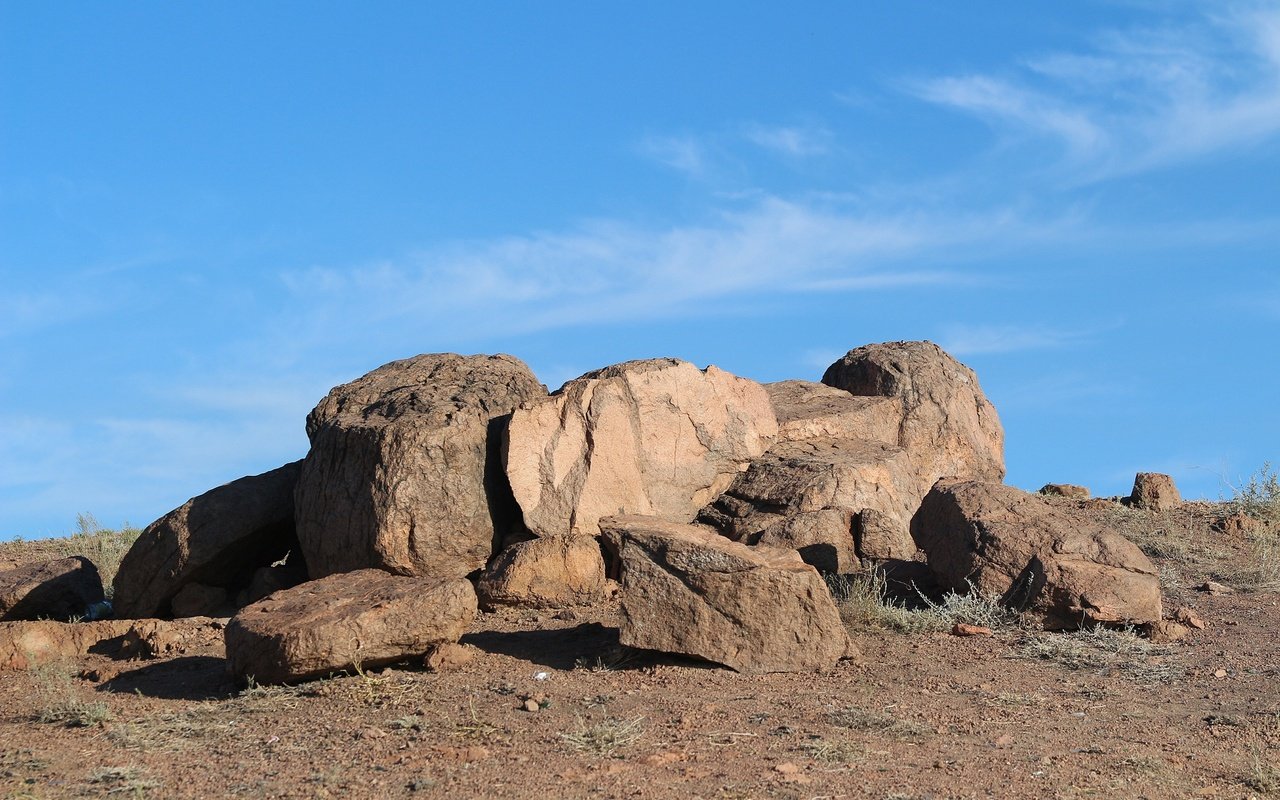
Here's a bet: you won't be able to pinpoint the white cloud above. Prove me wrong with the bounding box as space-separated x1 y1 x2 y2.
938 323 1099 356
637 134 712 177
742 124 832 157
909 6 1280 181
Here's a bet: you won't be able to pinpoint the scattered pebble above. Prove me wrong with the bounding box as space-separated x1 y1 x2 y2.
951 623 993 637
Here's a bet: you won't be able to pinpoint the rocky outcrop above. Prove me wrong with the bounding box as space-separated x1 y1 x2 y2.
0 557 104 622
113 461 302 619
295 354 545 580
912 480 1162 629
1129 473 1181 512
0 617 225 670
600 516 849 673
1039 484 1090 499
476 536 606 609
224 570 477 684
822 341 1005 490
764 380 899 446
505 359 777 538
698 438 918 572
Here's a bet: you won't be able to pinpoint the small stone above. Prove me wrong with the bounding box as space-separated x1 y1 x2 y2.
356 726 387 740
1173 607 1206 630
951 623 993 637
423 643 475 672
773 762 801 775
1197 581 1234 595
1145 620 1189 644
1213 669 1227 678
994 734 1014 748
522 698 540 713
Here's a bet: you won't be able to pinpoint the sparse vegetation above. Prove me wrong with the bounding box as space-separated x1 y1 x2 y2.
1016 626 1182 685
1246 746 1280 795
824 705 931 741
0 513 142 598
1226 462 1280 522
29 660 114 728
799 735 862 764
826 569 1015 634
560 716 645 756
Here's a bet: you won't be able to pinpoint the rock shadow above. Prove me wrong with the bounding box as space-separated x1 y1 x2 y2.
463 622 626 671
97 656 233 701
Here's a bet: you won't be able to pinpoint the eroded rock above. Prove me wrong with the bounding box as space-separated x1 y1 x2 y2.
764 380 899 446
225 570 477 684
295 353 545 579
476 536 606 609
600 515 848 673
505 359 777 537
912 480 1162 629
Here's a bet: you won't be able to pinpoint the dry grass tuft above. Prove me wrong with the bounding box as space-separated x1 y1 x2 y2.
826 570 1015 634
30 660 114 728
1016 626 1183 685
560 716 646 756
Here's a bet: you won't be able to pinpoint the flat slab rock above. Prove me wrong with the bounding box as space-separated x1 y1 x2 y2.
764 380 899 446
295 353 546 580
225 570 478 685
600 515 849 674
699 437 918 572
912 480 1162 629
0 556 104 622
505 359 778 537
113 461 301 619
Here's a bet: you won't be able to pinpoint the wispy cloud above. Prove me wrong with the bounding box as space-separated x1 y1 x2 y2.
637 134 712 178
938 323 1101 356
908 5 1280 181
742 124 833 157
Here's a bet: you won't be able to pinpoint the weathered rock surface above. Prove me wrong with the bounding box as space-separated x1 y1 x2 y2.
822 341 1005 489
476 536 606 609
600 516 848 673
1039 484 1091 499
764 380 899 446
0 617 224 670
912 480 1162 629
113 461 302 619
1129 472 1182 512
169 583 231 618
698 438 917 572
295 354 545 579
225 570 477 684
505 359 777 537
0 557 104 622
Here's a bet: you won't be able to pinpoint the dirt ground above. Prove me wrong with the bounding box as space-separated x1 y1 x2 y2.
2 501 1279 800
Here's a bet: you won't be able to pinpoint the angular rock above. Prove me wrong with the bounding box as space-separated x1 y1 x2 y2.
1039 484 1091 499
600 516 848 673
912 481 1162 629
505 359 777 537
113 461 302 619
476 536 606 609
295 354 545 579
225 570 477 684
698 438 917 572
822 341 1005 488
764 380 899 446
1129 472 1181 512
0 557 104 622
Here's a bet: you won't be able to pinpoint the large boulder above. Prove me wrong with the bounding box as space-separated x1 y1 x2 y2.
600 516 849 673
821 341 1005 489
224 570 477 685
113 461 302 619
1128 472 1181 512
698 438 918 572
295 354 545 580
912 480 1162 629
765 380 899 446
505 359 777 538
476 536 606 609
0 557 104 622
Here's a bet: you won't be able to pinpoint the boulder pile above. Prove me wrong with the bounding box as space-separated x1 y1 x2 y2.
1 340 1178 683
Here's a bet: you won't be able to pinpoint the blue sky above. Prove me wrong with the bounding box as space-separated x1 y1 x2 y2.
2 2 1278 539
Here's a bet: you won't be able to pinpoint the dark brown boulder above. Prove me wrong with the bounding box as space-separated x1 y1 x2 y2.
295 354 545 579
0 557 104 622
912 480 1162 629
112 461 303 619
822 341 1005 489
1128 472 1181 511
224 570 477 685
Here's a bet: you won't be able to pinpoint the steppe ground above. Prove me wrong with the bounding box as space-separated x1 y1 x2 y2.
2 499 1278 800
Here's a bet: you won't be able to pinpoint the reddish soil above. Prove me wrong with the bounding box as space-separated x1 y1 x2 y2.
2 502 1279 799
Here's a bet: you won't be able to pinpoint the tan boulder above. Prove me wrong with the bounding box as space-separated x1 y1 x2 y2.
295 354 545 579
504 359 777 537
113 461 302 619
1 557 104 622
1128 472 1181 512
476 536 606 609
912 480 1162 629
821 341 1005 488
600 516 848 673
698 438 917 572
764 380 899 446
1039 484 1091 499
224 570 477 684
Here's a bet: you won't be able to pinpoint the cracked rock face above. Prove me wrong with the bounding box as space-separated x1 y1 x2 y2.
698 438 918 572
600 516 849 673
504 359 778 537
822 341 1005 489
912 480 1162 630
295 353 546 580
